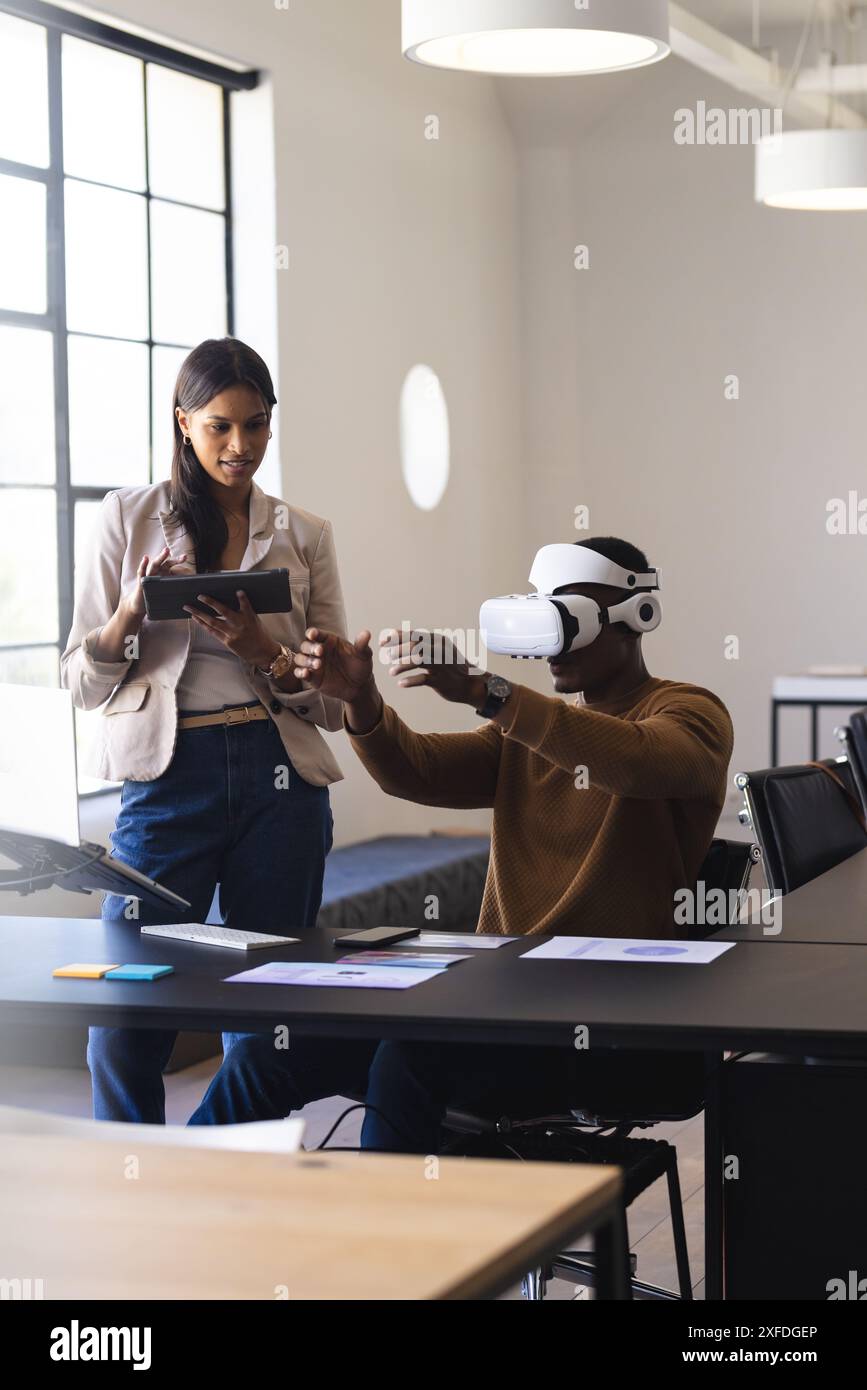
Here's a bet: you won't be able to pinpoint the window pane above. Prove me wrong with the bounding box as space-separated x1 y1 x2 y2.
152 345 189 482
0 326 55 484
65 180 148 338
0 14 49 168
0 175 46 313
0 490 58 644
72 502 120 792
150 200 226 345
68 336 149 487
73 500 119 789
147 66 224 210
62 36 146 192
74 499 105 592
0 647 58 686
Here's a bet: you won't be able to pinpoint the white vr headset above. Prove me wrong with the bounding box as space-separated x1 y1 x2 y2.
479 544 662 659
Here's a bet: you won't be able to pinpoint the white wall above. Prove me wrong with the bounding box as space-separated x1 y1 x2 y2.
501 54 867 795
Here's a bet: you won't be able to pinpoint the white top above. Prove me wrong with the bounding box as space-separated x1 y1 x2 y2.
175 614 260 712
175 512 262 713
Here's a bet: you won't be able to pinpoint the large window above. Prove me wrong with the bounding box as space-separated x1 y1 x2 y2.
0 2 256 728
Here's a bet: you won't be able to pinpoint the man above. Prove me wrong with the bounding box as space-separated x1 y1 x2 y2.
195 538 732 1151
287 536 734 1153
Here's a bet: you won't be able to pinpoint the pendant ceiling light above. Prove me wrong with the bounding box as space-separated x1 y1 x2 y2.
401 0 670 78
756 129 867 210
754 0 867 211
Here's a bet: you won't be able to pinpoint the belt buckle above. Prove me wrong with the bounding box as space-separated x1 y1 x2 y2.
224 705 251 726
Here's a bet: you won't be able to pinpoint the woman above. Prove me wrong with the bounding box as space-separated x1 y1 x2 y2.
61 337 346 1125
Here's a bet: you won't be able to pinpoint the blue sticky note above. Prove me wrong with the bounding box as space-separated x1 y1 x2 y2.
106 964 174 982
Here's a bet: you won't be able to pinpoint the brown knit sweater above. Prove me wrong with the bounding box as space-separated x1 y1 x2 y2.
346 675 734 938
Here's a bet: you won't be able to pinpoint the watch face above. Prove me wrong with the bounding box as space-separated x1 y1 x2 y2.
488 675 511 700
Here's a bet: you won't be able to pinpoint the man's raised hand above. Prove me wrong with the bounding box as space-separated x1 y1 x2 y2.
293 628 375 702
381 627 486 707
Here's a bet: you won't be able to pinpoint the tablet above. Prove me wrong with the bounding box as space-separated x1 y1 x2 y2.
141 568 293 621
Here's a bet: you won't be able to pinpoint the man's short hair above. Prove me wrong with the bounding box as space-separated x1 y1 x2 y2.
575 536 651 575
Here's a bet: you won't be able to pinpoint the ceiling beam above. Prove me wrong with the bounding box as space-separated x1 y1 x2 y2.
796 62 867 95
669 3 866 130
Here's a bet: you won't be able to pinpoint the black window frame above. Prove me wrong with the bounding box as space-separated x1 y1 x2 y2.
0 0 259 670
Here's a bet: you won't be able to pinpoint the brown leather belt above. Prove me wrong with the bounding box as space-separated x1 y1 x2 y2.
177 703 270 731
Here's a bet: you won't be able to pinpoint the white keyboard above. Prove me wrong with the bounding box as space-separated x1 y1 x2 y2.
141 923 300 951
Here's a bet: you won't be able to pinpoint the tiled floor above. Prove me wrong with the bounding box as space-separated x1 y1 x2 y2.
0 1056 705 1300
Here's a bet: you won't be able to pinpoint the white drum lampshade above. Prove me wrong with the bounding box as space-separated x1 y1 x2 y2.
756 129 867 211
401 0 670 77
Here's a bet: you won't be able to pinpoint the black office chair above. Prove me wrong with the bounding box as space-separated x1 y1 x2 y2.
681 836 762 939
440 836 760 1301
835 709 867 821
735 756 867 897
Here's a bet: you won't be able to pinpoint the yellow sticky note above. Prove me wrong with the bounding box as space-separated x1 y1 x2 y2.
53 964 120 980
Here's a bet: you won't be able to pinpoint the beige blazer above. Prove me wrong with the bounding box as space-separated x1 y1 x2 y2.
61 479 346 786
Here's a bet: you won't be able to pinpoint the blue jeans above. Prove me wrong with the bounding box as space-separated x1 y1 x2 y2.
88 703 335 1124
167 1033 704 1150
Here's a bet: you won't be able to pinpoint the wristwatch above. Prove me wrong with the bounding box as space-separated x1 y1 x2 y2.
475 673 513 720
257 644 294 680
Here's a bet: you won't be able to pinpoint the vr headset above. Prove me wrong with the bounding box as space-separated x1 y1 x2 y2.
479 544 662 659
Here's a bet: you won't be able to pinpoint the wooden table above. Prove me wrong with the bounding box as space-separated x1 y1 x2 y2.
0 1133 626 1300
11 915 867 1302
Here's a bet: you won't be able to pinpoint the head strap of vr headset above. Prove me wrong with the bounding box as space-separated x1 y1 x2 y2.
529 544 660 596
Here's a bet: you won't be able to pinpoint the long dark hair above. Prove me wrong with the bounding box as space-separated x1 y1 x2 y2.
168 337 277 572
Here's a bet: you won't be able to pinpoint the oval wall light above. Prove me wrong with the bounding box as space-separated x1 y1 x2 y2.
400 365 450 512
756 129 867 211
401 0 670 77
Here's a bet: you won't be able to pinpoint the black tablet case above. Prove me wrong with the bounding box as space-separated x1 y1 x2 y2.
142 568 293 621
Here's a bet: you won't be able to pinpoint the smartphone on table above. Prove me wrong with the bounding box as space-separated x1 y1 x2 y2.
335 927 421 949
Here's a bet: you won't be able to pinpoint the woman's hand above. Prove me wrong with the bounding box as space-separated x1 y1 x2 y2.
91 546 191 661
124 546 191 623
182 589 282 668
381 628 487 707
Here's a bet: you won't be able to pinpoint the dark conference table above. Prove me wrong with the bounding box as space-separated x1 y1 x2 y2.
4 909 867 1301
2 913 867 1056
